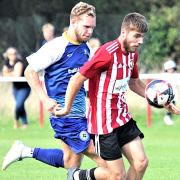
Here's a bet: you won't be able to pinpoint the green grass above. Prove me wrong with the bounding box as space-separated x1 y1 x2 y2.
0 107 180 179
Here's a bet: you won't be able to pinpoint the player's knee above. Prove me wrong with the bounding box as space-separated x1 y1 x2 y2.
110 170 126 180
134 156 149 173
64 154 81 168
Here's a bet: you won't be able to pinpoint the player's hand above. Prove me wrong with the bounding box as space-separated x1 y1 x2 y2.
52 107 69 117
164 102 180 115
43 97 58 113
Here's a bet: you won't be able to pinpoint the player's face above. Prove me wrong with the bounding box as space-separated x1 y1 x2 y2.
123 30 144 53
74 14 96 43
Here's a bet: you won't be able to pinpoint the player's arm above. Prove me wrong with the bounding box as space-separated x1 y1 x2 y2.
128 78 146 98
54 72 87 116
25 65 58 112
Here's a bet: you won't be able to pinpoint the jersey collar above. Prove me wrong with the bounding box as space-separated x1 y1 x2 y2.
63 31 80 45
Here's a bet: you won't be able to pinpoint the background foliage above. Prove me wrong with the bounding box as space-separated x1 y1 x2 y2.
0 0 180 72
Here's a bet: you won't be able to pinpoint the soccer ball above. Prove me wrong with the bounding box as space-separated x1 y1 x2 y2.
145 79 174 108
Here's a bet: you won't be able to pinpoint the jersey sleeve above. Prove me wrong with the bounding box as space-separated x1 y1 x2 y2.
80 47 111 78
131 52 139 78
26 37 68 72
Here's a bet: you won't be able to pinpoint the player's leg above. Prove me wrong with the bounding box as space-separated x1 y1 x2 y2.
72 131 126 180
61 141 83 168
71 140 112 180
120 120 148 180
122 137 148 180
1 140 65 170
92 133 126 180
83 140 107 167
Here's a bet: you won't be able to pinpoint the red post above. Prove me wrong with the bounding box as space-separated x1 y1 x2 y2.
39 81 44 128
146 79 152 127
39 100 44 128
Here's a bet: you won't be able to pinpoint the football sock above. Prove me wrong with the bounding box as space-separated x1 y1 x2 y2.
33 148 64 168
73 168 96 180
21 146 33 158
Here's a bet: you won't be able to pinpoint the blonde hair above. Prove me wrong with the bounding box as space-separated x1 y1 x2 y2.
121 12 148 33
70 2 96 19
42 23 55 32
3 47 22 60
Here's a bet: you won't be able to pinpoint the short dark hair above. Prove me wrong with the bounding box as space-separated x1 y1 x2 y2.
121 12 148 33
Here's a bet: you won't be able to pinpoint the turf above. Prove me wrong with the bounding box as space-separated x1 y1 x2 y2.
0 104 180 179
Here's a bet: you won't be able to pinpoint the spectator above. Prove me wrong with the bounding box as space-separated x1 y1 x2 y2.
41 23 55 46
163 60 178 125
2 47 31 129
88 37 101 55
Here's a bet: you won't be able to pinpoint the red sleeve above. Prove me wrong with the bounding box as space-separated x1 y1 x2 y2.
80 46 111 78
131 52 139 78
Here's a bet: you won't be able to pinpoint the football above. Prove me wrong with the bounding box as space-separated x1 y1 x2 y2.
145 79 174 108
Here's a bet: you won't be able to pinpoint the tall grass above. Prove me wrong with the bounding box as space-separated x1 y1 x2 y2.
0 83 180 180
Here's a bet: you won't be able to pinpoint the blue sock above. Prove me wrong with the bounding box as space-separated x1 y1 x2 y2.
33 148 64 168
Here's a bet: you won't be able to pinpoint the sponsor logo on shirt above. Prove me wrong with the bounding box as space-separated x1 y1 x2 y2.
113 77 130 94
68 67 80 74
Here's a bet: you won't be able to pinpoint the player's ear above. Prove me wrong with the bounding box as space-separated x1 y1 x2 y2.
121 29 126 39
70 17 77 26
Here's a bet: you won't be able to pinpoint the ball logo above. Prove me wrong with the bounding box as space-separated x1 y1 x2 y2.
79 131 89 141
145 79 174 108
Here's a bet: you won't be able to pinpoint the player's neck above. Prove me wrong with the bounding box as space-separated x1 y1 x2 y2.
66 29 80 45
118 36 128 54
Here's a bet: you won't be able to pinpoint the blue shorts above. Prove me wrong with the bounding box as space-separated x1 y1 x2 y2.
50 116 90 154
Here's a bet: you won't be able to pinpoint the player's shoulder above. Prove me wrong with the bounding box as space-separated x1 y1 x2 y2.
100 39 120 54
50 36 68 45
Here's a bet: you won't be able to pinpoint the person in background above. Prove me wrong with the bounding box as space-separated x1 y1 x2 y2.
2 47 31 129
163 60 178 125
41 23 55 46
88 37 101 54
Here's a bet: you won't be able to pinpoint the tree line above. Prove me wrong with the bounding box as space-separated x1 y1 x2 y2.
0 0 180 72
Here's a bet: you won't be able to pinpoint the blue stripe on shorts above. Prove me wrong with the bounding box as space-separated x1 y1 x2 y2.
50 116 90 154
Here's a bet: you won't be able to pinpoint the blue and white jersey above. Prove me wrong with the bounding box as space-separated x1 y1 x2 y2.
27 32 92 117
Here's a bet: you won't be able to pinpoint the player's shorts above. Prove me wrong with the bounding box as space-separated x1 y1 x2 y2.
91 119 144 161
50 116 90 154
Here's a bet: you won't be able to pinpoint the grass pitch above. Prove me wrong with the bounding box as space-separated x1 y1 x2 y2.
0 84 180 179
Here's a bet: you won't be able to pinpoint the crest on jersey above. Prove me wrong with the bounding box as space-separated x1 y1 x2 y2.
79 131 89 141
129 59 134 69
84 49 90 57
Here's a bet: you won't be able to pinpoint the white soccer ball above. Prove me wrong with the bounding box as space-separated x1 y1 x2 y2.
145 79 174 108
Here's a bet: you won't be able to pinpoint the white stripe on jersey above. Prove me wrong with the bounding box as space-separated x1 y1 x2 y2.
106 42 119 54
122 54 127 78
106 41 118 51
105 53 118 132
96 72 107 134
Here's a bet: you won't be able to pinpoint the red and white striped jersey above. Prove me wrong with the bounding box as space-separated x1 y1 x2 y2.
80 39 139 134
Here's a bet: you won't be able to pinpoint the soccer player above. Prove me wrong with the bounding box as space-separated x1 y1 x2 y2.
54 12 180 180
2 2 112 180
